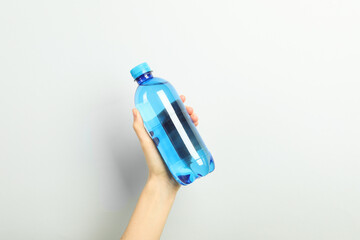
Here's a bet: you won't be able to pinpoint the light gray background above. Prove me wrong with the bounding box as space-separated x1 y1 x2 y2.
1 0 359 239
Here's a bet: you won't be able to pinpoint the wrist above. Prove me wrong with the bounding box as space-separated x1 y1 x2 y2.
146 175 180 197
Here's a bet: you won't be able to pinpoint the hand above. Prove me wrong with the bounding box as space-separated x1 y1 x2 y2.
132 95 199 192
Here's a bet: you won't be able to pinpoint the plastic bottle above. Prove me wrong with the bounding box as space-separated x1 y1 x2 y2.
131 62 215 185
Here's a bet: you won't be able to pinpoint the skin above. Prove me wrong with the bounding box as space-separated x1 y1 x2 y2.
120 95 198 240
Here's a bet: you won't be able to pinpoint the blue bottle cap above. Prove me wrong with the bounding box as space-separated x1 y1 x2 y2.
130 62 152 80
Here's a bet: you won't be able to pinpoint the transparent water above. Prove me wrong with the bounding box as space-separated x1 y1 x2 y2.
134 74 214 185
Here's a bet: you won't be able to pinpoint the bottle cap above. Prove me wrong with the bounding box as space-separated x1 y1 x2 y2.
130 62 152 80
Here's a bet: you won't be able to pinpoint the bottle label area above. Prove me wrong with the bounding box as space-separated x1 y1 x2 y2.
156 90 203 164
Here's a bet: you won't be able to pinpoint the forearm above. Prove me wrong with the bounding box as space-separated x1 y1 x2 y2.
121 177 178 240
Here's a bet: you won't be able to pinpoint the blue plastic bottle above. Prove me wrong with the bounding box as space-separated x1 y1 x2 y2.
131 62 215 185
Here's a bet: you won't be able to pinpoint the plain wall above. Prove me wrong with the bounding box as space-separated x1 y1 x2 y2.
1 0 359 239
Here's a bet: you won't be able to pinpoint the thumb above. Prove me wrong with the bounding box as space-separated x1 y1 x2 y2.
132 108 153 146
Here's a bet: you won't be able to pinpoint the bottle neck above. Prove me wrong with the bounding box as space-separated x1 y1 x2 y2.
135 72 153 85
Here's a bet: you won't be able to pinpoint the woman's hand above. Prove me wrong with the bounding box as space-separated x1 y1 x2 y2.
122 95 198 240
132 95 198 192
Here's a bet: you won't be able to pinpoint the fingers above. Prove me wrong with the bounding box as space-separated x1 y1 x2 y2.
180 95 186 103
191 113 199 126
187 106 198 126
180 94 199 126
132 108 153 146
186 106 193 115
132 109 166 172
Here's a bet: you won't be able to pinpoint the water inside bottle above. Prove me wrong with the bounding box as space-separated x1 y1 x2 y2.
136 81 214 185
